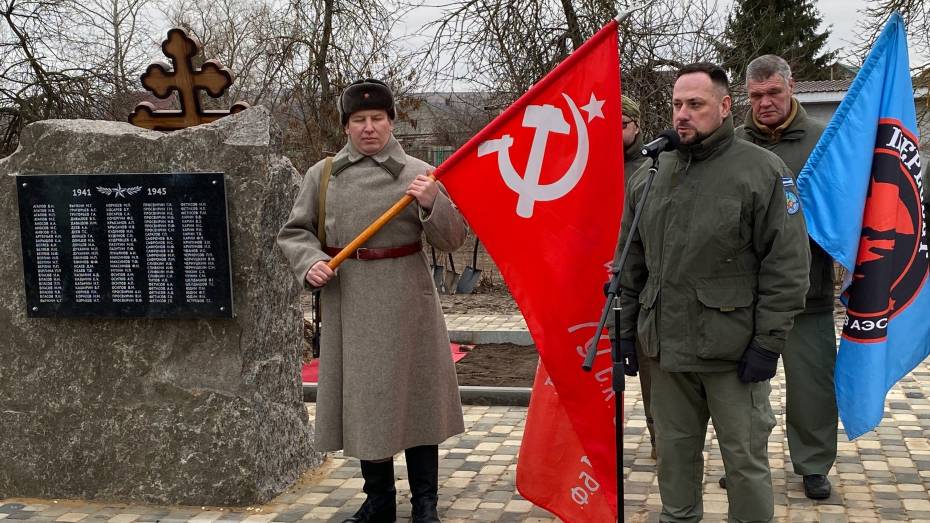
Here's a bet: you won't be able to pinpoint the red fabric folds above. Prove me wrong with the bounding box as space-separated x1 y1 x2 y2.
437 20 624 520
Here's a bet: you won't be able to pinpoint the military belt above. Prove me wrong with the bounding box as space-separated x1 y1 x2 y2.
323 241 423 260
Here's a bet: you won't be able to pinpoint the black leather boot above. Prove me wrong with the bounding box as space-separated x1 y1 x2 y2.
405 445 441 523
803 474 832 499
342 459 396 523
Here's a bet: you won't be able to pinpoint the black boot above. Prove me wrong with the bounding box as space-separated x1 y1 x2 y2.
405 445 441 523
803 474 832 499
343 459 396 523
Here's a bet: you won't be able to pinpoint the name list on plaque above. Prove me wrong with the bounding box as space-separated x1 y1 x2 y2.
16 172 233 318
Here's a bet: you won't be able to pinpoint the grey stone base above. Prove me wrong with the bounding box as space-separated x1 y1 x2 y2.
0 108 322 505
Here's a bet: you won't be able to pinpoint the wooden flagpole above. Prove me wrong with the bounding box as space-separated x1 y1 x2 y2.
326 173 436 270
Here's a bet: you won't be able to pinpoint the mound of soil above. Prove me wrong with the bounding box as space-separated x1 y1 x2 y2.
454 343 537 387
301 283 534 386
439 287 520 315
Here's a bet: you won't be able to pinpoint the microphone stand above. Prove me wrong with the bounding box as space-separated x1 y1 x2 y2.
582 151 662 522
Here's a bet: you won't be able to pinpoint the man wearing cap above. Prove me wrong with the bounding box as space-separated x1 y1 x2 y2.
622 95 648 177
615 94 657 458
278 79 467 523
732 54 837 500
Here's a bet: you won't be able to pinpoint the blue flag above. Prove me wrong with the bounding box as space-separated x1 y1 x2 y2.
798 12 930 439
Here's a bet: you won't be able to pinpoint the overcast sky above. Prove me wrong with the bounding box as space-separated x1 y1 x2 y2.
394 1 929 92
397 1 883 65
818 0 866 57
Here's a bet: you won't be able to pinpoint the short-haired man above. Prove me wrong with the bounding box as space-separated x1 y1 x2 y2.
734 54 837 500
613 62 810 521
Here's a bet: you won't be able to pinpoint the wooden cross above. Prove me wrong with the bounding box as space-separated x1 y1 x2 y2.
129 28 249 131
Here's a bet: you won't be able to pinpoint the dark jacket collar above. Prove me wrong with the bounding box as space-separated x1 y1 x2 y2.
676 114 735 161
332 135 407 177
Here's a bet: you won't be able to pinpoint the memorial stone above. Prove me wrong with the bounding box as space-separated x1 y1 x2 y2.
0 106 322 505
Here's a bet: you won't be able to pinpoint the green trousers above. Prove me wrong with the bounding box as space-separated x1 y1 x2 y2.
636 340 655 449
782 310 838 475
651 367 776 523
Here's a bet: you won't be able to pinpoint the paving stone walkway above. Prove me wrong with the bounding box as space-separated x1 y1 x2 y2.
623 357 930 522
0 404 556 523
4 314 930 521
443 314 531 345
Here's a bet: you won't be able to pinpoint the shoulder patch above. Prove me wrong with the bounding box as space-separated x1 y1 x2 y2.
785 189 801 215
782 176 796 187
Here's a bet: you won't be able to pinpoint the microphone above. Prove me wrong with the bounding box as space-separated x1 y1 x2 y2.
641 130 681 158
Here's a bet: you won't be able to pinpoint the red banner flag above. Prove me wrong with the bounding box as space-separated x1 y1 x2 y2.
516 363 616 521
435 20 623 519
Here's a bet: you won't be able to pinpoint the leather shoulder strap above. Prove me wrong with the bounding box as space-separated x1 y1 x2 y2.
318 156 333 247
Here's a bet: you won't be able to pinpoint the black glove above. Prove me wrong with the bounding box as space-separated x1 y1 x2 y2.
617 338 638 376
603 273 619 296
737 342 779 383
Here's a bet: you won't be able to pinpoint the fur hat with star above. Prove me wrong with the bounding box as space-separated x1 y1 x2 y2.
338 78 396 126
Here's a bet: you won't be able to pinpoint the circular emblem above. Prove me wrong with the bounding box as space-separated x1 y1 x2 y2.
785 190 800 215
843 119 929 342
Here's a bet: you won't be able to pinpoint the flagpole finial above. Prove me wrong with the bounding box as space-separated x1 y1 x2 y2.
614 3 643 23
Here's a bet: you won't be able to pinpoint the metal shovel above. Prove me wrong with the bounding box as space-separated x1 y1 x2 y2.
455 238 483 294
444 253 461 294
430 247 446 293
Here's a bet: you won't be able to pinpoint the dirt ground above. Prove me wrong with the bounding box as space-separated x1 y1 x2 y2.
440 286 538 388
302 275 850 388
454 343 537 387
301 282 536 386
439 284 520 315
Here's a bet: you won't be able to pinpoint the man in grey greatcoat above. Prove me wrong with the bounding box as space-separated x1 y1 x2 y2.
277 78 467 523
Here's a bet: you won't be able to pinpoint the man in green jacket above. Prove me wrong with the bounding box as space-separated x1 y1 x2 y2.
614 62 810 522
623 95 648 176
619 94 656 458
733 54 837 500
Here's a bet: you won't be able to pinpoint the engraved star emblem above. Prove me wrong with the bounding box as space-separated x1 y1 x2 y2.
581 93 605 123
113 183 128 198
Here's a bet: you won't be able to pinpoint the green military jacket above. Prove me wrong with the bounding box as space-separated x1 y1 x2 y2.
615 116 810 372
624 132 648 186
604 134 650 338
736 99 834 313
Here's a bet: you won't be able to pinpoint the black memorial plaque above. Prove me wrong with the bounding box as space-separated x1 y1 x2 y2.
16 172 233 318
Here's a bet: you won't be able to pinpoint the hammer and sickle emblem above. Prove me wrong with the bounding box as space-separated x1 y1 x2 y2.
478 93 590 218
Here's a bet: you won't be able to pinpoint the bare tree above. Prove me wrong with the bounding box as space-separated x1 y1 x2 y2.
159 0 423 172
396 91 497 155
618 0 724 137
66 0 161 119
0 0 115 153
412 0 724 138
412 0 614 95
854 2 930 123
854 1 929 64
162 0 284 107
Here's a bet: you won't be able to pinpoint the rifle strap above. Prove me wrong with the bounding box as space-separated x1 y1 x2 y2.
313 157 334 356
318 156 333 247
